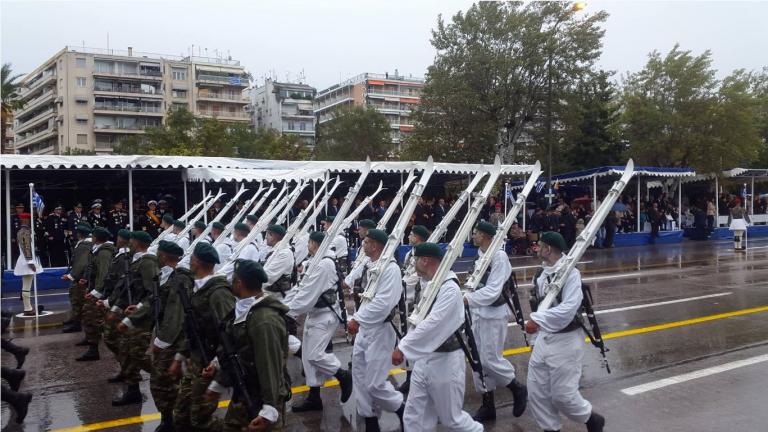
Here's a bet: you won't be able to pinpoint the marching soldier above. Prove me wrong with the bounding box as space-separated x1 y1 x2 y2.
525 232 605 432
348 229 405 430
44 205 68 267
61 223 93 333
171 220 190 250
191 220 208 242
209 221 233 270
88 202 108 229
113 231 158 406
77 227 116 362
168 243 235 431
261 225 295 300
10 203 25 263
203 259 292 432
108 200 130 238
245 214 266 251
232 223 259 261
321 216 349 273
392 242 482 432
286 231 352 412
343 219 377 309
728 200 751 251
465 221 527 422
96 229 133 383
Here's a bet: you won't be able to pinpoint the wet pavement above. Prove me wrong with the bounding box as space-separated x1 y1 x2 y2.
2 237 768 431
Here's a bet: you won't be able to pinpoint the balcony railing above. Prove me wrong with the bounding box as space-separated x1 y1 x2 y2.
24 72 56 93
197 92 249 102
197 74 248 85
15 108 56 133
94 124 156 131
366 89 421 98
16 89 56 117
15 125 57 146
94 85 163 96
94 105 163 113
93 69 163 79
198 110 250 119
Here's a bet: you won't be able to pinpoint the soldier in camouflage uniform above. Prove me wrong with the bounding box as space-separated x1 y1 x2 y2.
202 259 291 432
114 231 159 406
168 242 235 432
96 229 133 383
77 227 116 362
61 223 93 333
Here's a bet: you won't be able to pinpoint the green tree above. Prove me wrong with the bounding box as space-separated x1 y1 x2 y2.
402 1 607 163
237 127 310 160
621 45 762 173
750 67 768 168
115 108 197 155
2 63 25 153
314 106 391 160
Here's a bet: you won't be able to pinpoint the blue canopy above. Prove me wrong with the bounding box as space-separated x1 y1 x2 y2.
510 165 696 189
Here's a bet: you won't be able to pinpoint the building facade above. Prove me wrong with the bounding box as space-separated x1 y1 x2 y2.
250 78 316 147
12 46 250 155
313 72 424 149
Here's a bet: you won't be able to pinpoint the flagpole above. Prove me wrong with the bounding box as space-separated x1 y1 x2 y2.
29 183 40 320
504 181 509 218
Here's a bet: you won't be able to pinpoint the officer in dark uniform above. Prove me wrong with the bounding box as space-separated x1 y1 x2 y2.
89 202 108 228
109 200 130 238
67 203 86 234
139 200 162 238
45 205 68 267
10 203 25 263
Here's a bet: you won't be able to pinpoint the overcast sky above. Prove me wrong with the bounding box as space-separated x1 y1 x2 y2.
2 0 766 90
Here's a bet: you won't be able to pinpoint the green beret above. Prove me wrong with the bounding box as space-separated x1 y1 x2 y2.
158 240 183 257
540 231 568 252
309 231 325 244
131 231 153 245
267 224 286 237
324 215 335 223
117 229 131 240
413 242 443 259
358 219 376 229
234 222 250 233
172 219 185 229
211 221 226 231
246 214 258 223
75 223 92 235
194 220 206 230
475 220 497 237
234 259 268 283
162 214 174 225
366 228 388 245
92 227 111 241
411 225 429 240
193 242 219 264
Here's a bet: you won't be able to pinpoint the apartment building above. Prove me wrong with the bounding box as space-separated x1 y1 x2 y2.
250 78 316 146
12 46 250 154
313 71 424 149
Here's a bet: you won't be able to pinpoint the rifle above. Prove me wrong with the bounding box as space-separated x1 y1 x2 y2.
177 284 210 366
580 283 610 373
215 316 259 418
503 273 528 346
456 304 487 391
152 274 162 331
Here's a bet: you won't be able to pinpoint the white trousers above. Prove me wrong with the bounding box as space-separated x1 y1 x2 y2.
528 330 592 431
301 310 341 387
734 229 746 249
352 323 403 417
403 350 483 432
471 316 516 392
21 275 33 311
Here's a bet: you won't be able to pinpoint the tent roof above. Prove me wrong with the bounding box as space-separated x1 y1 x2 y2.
1 155 535 176
723 168 768 178
185 167 328 182
550 165 695 184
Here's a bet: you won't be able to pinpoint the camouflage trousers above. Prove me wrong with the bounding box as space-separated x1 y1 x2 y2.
119 325 152 385
68 281 86 322
218 400 285 432
174 357 218 431
103 316 124 367
82 297 106 344
150 348 179 413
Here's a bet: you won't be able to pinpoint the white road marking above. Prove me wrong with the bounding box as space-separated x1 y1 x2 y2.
516 271 643 288
621 354 768 396
512 261 593 271
595 292 733 315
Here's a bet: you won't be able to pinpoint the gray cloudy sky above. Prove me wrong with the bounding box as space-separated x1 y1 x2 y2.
2 0 766 89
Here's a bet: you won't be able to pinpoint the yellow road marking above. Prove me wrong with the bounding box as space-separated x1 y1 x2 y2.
52 305 768 432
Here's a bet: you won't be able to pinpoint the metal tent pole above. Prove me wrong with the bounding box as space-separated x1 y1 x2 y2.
182 170 188 212
29 183 39 319
637 176 641 232
678 178 682 230
715 175 719 227
5 169 12 270
128 168 134 230
202 181 208 224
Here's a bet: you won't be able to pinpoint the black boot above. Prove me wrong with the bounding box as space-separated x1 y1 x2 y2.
334 368 353 403
472 391 496 422
398 370 412 395
76 344 100 361
586 411 605 432
112 383 142 406
507 378 528 417
3 339 29 369
107 372 125 383
3 368 26 392
154 410 175 432
62 317 75 326
62 321 82 333
4 387 32 424
364 416 381 432
292 386 323 412
75 338 91 347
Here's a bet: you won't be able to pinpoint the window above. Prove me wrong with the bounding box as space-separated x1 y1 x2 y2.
76 134 88 145
172 89 187 98
288 121 295 131
300 122 306 131
76 118 88 125
172 68 187 80
76 58 86 68
76 77 87 87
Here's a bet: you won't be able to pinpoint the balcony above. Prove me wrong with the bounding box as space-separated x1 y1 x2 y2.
196 92 249 103
197 110 251 121
93 124 150 133
15 89 56 117
93 105 164 116
366 89 421 98
15 125 57 148
15 108 56 134
24 72 56 93
282 128 315 135
281 111 315 119
93 69 163 81
314 97 354 113
196 74 248 87
93 85 164 98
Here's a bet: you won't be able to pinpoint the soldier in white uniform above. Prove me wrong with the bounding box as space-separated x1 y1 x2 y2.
348 229 405 431
392 242 482 432
321 216 349 271
232 222 259 262
261 225 296 300
171 220 189 251
209 222 232 272
397 224 428 395
342 219 376 310
525 232 604 432
286 231 353 412
465 221 527 422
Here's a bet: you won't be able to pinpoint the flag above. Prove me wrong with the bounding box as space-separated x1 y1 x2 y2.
536 181 545 193
228 76 242 85
32 191 45 218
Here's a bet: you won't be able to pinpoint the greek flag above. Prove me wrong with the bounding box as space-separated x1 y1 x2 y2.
32 191 45 217
228 76 241 85
536 180 545 193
